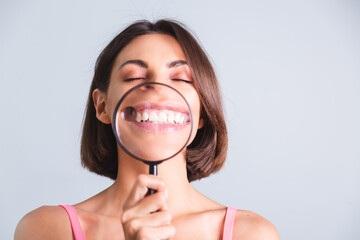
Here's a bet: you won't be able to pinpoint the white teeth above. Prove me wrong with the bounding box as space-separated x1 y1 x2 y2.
136 112 142 122
142 112 149 121
167 112 174 123
158 112 167 123
174 113 182 124
149 111 158 122
136 110 186 124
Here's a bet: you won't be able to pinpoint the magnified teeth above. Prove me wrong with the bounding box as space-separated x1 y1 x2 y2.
174 113 182 124
149 111 158 122
168 112 175 123
142 112 149 121
179 115 185 124
135 112 142 122
134 110 187 124
158 112 167 123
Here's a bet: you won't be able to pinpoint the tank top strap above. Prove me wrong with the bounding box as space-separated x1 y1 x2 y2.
223 206 237 240
59 205 86 240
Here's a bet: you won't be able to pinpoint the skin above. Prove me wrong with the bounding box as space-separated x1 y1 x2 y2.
15 34 280 240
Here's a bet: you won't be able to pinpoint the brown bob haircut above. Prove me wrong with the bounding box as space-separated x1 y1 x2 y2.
81 19 227 182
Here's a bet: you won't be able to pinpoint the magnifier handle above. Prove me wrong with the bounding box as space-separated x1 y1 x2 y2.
148 164 158 195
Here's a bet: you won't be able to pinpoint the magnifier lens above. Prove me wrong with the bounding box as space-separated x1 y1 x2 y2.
113 82 193 163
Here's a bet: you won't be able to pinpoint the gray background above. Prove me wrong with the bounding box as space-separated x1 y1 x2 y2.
1 0 359 239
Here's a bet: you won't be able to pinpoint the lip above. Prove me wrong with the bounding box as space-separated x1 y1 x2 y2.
125 101 191 132
132 102 190 114
132 120 190 132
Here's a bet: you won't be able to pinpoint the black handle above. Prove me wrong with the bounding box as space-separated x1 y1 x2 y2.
148 164 157 195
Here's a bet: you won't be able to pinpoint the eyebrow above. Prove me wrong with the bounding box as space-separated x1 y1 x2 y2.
119 60 148 69
119 59 188 70
168 60 188 68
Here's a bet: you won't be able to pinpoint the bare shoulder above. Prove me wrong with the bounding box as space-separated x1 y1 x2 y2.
14 205 73 240
233 210 280 240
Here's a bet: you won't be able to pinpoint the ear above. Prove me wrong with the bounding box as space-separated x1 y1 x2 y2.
93 88 111 124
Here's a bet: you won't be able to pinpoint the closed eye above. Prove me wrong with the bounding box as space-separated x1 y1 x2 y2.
124 77 146 82
172 78 192 84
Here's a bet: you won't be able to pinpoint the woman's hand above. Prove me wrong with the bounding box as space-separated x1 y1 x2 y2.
121 174 175 240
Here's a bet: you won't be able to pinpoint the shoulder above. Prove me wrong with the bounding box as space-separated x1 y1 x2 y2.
233 210 280 240
14 205 73 240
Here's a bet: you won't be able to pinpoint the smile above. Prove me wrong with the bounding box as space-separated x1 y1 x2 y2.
135 110 190 124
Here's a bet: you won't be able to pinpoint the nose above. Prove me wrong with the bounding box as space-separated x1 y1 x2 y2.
139 71 169 90
138 82 167 94
145 72 168 84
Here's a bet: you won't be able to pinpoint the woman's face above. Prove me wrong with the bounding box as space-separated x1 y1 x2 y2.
96 34 202 160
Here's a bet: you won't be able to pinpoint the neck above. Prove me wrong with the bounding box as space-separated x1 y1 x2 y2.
101 148 197 217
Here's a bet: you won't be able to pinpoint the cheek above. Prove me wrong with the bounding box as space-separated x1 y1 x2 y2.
189 92 201 122
191 100 201 126
105 90 128 124
187 93 202 144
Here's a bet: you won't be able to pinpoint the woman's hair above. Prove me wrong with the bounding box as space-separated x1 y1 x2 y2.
81 19 228 182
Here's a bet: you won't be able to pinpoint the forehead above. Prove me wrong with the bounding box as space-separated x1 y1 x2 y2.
115 34 187 65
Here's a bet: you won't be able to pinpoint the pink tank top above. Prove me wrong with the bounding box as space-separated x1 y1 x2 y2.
59 205 237 240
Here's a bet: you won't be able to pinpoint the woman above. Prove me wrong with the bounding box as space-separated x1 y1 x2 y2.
15 19 280 240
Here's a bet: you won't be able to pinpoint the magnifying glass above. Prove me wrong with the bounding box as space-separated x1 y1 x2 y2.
112 82 193 194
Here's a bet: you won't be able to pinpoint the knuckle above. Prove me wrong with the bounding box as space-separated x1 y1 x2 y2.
136 174 147 186
164 211 172 222
121 210 130 223
168 225 176 235
155 195 166 208
137 227 150 240
158 177 165 187
159 193 167 204
127 219 139 234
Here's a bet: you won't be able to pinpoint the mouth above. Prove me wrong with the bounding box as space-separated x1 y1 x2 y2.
129 102 191 125
134 110 189 124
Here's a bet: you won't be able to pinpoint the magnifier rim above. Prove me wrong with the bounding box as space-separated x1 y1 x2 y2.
112 82 194 165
